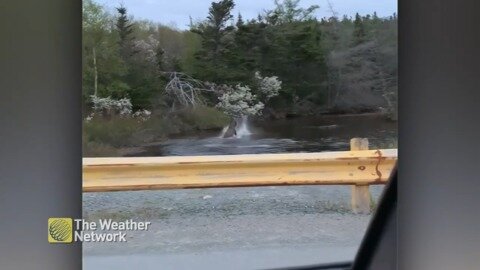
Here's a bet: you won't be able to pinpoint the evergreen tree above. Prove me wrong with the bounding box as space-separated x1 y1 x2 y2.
190 0 236 83
116 6 137 59
81 0 397 116
115 5 161 110
236 13 244 28
268 0 319 24
353 13 366 45
372 11 380 22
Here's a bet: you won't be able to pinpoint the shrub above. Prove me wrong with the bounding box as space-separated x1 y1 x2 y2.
142 114 182 137
83 118 142 147
82 106 230 156
90 95 133 117
83 140 119 157
177 106 230 130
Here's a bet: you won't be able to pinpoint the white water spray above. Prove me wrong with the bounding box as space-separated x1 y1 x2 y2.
218 115 252 138
218 126 229 138
235 115 252 138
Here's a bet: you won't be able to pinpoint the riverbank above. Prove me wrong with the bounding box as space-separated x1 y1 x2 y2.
262 105 397 121
83 109 397 157
83 106 230 157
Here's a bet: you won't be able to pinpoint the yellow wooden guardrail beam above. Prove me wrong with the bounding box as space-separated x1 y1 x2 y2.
83 149 397 193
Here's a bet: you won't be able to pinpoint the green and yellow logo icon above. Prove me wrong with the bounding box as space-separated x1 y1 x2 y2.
48 218 73 243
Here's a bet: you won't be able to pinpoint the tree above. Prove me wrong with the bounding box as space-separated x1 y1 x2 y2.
236 13 244 28
190 0 236 83
83 0 129 103
113 6 164 110
83 0 110 97
260 12 328 104
216 84 265 117
372 11 380 23
116 5 137 60
266 0 319 24
82 0 397 118
353 13 366 45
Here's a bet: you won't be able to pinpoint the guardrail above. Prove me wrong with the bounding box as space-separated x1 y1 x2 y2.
83 138 397 214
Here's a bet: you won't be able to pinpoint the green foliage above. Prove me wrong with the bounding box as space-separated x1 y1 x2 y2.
83 118 143 147
83 108 230 154
176 106 230 130
264 19 328 101
82 0 398 157
180 31 202 74
116 6 137 59
83 0 128 102
186 0 331 109
99 81 130 99
353 13 366 45
82 0 397 120
190 0 237 83
267 0 319 24
83 140 119 157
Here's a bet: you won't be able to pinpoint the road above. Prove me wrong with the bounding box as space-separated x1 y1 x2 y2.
83 185 384 269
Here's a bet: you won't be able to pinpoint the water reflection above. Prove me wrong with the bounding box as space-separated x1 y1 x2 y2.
132 114 397 156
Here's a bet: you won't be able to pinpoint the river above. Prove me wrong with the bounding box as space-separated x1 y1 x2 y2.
83 114 397 269
130 114 397 156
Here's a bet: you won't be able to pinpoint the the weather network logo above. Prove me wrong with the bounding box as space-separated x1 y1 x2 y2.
48 217 151 243
48 218 73 243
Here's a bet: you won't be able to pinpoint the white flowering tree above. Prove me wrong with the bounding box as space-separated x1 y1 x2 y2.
254 71 282 101
162 70 281 117
216 84 265 117
134 34 161 65
214 72 281 137
90 95 133 117
216 72 281 118
87 95 151 121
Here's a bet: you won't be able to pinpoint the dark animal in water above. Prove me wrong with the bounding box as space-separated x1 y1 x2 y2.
222 120 237 138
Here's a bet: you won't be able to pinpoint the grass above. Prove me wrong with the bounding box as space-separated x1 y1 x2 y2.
83 140 119 157
176 106 230 130
83 118 144 148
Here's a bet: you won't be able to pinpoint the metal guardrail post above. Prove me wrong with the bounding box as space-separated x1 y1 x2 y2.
350 138 372 214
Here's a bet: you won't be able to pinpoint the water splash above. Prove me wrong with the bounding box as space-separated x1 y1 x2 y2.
235 116 252 138
218 115 252 138
218 126 229 138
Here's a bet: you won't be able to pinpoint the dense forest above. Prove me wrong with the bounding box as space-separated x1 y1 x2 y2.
83 0 397 156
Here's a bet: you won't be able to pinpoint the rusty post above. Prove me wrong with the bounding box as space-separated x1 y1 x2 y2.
350 138 372 214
